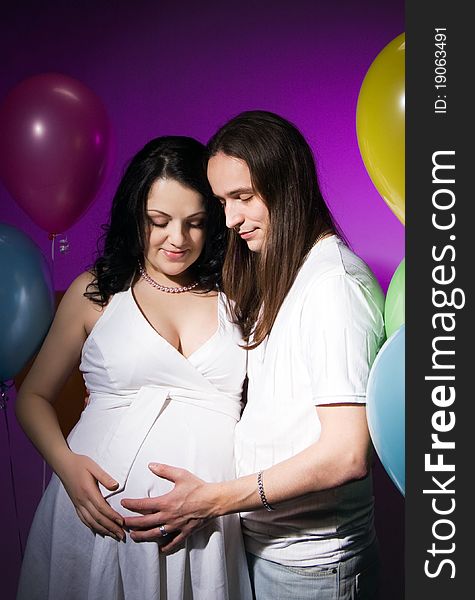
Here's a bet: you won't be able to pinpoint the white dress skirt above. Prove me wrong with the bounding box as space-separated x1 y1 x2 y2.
17 289 252 600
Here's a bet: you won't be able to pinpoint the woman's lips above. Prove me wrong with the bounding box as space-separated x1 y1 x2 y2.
161 248 188 260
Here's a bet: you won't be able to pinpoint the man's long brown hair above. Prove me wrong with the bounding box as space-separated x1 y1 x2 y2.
208 111 342 349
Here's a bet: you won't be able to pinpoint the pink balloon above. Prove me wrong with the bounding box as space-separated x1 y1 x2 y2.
0 73 110 234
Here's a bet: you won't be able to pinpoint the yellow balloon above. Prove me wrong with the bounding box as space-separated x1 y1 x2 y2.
357 32 405 225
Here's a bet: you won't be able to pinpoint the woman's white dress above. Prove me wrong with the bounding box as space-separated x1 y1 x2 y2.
17 289 252 600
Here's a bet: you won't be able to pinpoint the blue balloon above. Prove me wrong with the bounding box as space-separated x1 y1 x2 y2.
0 223 54 381
366 325 405 495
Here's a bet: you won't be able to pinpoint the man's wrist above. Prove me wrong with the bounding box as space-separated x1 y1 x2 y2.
210 475 260 516
209 481 234 517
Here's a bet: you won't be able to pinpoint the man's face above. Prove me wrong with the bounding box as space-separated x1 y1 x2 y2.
207 152 269 253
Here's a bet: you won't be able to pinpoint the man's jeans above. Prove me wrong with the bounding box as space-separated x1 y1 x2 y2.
246 541 380 600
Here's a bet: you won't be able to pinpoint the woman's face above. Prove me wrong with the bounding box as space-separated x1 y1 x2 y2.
144 178 206 282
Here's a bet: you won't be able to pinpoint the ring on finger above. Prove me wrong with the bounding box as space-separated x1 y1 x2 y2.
159 524 168 537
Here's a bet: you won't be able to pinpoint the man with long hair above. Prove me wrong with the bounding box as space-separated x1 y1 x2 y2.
123 111 385 599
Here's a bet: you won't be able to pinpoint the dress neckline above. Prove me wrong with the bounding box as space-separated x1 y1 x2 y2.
128 287 222 362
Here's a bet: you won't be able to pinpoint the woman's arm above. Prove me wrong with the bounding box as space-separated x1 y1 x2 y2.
122 403 371 552
15 273 125 540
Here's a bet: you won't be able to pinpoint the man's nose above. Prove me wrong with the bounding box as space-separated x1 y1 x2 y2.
224 200 244 230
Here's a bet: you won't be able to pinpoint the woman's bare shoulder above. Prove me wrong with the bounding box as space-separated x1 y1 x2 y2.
68 270 96 293
56 271 104 324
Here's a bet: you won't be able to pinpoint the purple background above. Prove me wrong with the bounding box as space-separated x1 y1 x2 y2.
0 1 404 598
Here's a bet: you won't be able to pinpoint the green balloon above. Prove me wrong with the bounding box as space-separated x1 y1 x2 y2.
384 258 405 338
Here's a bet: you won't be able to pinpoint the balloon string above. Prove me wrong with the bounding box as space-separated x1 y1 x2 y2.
50 233 56 262
49 233 57 292
42 460 47 494
1 381 24 560
47 232 58 492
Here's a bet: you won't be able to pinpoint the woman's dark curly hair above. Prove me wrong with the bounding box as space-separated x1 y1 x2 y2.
85 136 227 305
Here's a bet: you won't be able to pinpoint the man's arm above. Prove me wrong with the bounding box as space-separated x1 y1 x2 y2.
122 403 371 553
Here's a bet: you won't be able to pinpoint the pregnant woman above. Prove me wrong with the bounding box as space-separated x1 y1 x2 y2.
15 136 252 600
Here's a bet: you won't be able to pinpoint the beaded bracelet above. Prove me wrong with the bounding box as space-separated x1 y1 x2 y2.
257 470 275 511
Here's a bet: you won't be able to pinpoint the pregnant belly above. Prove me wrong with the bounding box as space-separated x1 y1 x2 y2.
68 399 237 515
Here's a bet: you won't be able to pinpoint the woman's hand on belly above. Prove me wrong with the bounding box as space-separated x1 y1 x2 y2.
57 452 126 541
